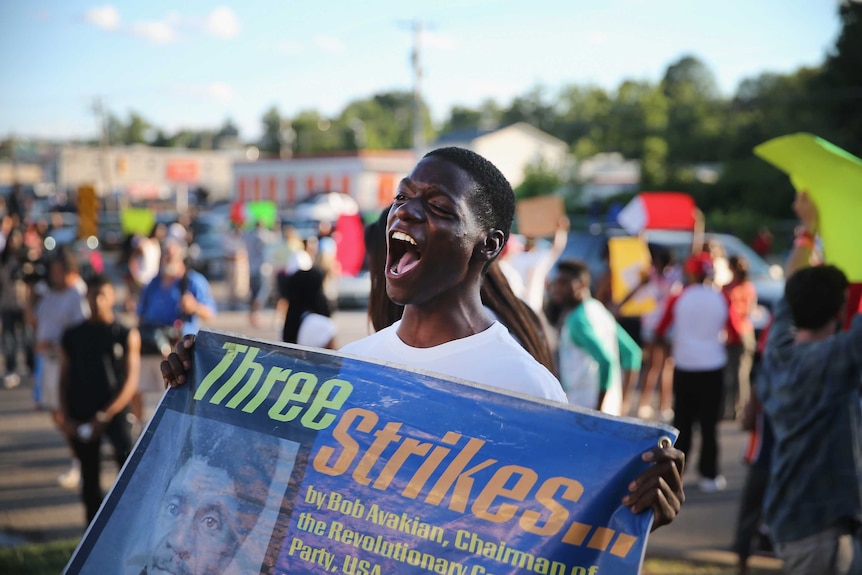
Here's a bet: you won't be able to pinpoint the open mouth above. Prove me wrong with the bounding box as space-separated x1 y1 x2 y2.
387 230 422 277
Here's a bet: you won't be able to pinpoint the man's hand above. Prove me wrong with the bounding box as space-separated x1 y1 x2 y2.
179 292 198 316
622 445 685 531
160 335 196 388
61 415 79 439
793 191 819 234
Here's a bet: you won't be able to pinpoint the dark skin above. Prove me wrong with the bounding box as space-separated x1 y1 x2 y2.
162 155 685 530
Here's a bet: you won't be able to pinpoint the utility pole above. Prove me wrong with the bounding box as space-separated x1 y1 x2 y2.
410 20 425 155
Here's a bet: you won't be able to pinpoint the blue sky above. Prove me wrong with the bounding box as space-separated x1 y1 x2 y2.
0 0 843 141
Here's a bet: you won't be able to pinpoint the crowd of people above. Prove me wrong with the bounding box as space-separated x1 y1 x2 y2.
2 143 860 574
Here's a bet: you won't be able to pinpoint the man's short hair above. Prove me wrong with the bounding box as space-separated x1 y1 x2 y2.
556 259 591 283
54 245 79 273
785 265 848 330
423 147 515 246
176 418 280 542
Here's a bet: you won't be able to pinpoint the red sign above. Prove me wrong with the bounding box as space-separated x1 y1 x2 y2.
165 159 200 183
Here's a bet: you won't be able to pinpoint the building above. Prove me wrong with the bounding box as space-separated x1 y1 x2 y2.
430 122 569 188
576 152 641 204
57 145 241 203
233 150 417 212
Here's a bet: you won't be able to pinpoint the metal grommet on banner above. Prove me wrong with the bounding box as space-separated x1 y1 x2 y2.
658 436 672 449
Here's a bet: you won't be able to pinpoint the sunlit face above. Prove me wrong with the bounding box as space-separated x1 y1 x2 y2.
161 242 185 278
549 271 587 307
385 156 488 307
148 457 241 575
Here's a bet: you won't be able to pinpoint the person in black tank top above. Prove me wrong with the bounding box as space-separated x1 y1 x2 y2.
59 275 142 523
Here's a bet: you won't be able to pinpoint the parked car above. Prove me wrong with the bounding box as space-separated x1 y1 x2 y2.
546 225 783 333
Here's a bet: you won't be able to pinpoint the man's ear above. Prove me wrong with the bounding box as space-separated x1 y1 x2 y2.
479 229 505 263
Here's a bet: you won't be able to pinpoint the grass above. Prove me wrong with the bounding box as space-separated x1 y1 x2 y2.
0 539 79 575
0 539 773 575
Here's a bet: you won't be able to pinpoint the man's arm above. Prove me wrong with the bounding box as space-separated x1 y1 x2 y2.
99 328 141 424
567 309 615 409
765 192 819 356
57 348 78 438
181 275 217 322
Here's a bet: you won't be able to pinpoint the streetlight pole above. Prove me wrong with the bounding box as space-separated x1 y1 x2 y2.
411 20 425 155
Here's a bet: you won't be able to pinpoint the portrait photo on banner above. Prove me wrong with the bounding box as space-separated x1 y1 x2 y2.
72 411 301 575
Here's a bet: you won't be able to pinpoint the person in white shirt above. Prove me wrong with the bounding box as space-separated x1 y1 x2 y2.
655 252 729 493
162 147 686 530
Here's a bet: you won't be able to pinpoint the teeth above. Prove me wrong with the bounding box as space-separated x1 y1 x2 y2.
391 231 417 245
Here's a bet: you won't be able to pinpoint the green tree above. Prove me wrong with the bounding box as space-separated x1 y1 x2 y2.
515 159 562 199
122 112 151 144
259 106 283 156
820 0 862 154
661 55 725 167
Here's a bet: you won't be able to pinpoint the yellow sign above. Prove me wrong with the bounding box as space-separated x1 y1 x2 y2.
76 184 99 240
608 236 656 317
754 133 862 281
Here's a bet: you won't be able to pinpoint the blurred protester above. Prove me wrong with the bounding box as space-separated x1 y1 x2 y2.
705 238 733 288
723 255 757 420
733 324 774 575
757 192 862 575
280 267 336 349
134 238 215 425
549 259 641 414
123 224 163 313
634 245 681 422
6 183 26 224
30 247 89 488
0 215 13 252
59 275 140 523
496 235 526 299
656 251 730 492
314 220 340 307
510 217 570 313
244 220 272 327
363 207 557 376
751 226 774 258
1 228 34 388
223 223 249 311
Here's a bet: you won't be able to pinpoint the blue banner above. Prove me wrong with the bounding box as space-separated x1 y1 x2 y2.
65 330 677 575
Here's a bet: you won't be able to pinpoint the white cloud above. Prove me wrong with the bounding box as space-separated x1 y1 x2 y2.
82 6 239 45
84 5 120 30
205 82 235 102
177 82 235 103
130 20 176 44
314 35 345 53
588 31 609 45
203 6 239 38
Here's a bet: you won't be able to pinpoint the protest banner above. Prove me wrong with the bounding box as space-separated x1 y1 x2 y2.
608 236 656 317
65 330 676 575
516 196 565 238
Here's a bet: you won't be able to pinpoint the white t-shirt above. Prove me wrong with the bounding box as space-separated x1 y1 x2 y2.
341 321 567 404
297 313 337 349
659 284 728 371
34 280 89 346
